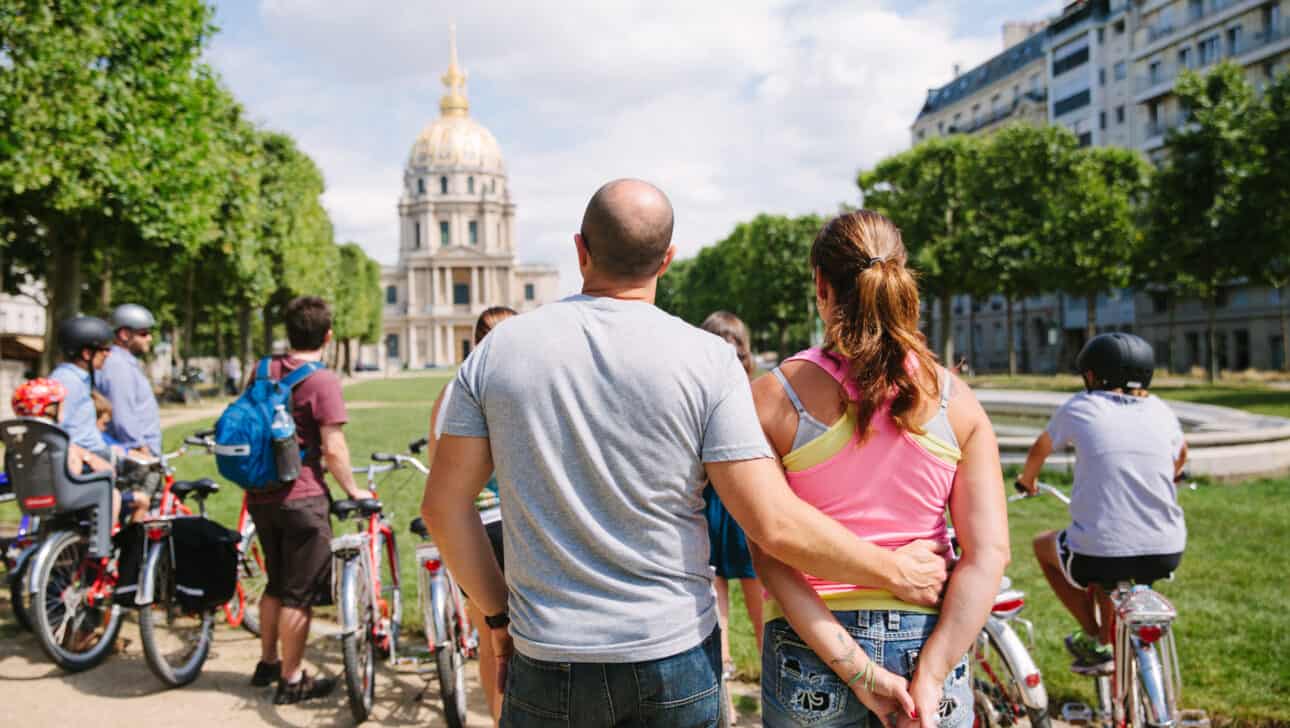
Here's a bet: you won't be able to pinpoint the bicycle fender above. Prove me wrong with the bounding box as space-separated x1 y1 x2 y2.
336 559 362 637
983 615 1049 712
6 541 38 588
429 572 452 649
135 540 168 606
24 532 70 597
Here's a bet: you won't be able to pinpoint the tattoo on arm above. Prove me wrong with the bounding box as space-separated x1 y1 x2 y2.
828 629 859 669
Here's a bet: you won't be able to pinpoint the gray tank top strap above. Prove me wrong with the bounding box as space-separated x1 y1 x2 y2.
772 367 832 451
922 367 959 450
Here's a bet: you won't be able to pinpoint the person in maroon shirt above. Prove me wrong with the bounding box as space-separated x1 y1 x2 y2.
246 296 372 704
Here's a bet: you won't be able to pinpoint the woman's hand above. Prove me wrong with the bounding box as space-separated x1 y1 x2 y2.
852 663 916 728
900 669 943 728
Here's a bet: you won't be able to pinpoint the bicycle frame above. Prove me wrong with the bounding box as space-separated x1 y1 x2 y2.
333 462 402 657
415 540 472 656
1103 584 1184 728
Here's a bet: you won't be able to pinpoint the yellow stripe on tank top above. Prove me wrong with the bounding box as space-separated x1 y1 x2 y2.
763 589 939 625
780 407 962 472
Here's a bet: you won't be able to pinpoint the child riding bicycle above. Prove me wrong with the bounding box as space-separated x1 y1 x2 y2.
1016 333 1187 675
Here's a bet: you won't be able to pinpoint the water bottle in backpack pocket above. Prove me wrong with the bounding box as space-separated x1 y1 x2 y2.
213 357 323 492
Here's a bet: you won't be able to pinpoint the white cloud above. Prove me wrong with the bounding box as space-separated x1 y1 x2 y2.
209 0 1003 293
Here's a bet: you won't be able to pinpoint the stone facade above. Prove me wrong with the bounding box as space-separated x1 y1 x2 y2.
375 33 557 370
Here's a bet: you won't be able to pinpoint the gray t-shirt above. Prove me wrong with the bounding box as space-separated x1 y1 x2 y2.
442 294 773 662
1046 391 1186 557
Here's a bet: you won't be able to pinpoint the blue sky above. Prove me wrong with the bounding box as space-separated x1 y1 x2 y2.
206 1 1056 292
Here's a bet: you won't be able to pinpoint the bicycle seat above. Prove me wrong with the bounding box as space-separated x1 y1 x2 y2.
409 516 429 538
332 498 383 519
171 478 219 500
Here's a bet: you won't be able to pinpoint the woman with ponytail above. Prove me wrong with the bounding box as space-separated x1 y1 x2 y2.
749 211 1009 728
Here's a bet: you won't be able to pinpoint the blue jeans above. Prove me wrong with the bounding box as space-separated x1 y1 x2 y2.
500 626 723 727
761 611 973 728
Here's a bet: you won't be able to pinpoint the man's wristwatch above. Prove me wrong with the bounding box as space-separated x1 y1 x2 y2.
484 610 510 629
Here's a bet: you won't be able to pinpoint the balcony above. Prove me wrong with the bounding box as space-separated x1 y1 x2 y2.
1134 19 1290 102
946 90 1047 135
1135 0 1258 58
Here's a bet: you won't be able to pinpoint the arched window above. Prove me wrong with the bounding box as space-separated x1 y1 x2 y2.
416 177 425 194
440 176 448 194
413 221 421 249
468 176 475 194
385 285 398 304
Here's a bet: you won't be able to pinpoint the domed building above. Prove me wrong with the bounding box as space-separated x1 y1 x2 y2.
378 33 558 369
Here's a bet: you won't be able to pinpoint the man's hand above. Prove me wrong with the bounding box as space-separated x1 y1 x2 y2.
885 540 949 607
1015 477 1038 496
347 488 375 501
489 626 514 694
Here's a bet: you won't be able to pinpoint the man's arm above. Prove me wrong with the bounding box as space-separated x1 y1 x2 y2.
419 434 505 617
320 424 370 500
707 458 947 607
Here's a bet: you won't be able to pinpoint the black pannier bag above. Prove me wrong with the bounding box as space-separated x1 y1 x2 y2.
113 524 148 607
171 517 240 613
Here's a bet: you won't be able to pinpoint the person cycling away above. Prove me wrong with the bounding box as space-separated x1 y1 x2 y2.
10 378 148 525
97 303 162 457
1017 333 1187 675
426 304 516 725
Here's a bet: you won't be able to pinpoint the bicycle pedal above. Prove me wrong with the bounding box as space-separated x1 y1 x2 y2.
1178 709 1210 728
1061 702 1094 724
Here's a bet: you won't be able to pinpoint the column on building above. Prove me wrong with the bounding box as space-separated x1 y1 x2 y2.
442 268 451 305
429 264 438 310
429 322 439 366
406 266 416 314
406 323 418 368
482 264 492 304
471 267 480 306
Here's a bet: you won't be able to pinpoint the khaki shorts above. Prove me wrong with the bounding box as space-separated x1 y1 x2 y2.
249 495 333 608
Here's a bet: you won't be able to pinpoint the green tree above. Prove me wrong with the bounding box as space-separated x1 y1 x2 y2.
333 242 383 374
1148 63 1264 382
1251 70 1290 370
860 136 981 367
729 214 821 356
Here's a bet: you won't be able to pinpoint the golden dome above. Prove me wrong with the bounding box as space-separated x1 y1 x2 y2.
407 27 505 174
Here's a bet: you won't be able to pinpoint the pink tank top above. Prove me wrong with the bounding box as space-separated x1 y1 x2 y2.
782 348 956 595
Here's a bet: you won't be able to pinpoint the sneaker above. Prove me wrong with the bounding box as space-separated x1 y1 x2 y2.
1065 631 1113 674
273 671 336 705
250 660 281 687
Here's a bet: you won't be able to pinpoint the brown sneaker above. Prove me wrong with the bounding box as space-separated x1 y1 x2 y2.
273 671 337 705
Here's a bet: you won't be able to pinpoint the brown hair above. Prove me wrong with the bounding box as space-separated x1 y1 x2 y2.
474 306 518 344
701 311 754 376
91 390 112 420
284 296 332 351
810 210 938 437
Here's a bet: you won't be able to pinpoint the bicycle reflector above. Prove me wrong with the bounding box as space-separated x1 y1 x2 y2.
1136 625 1165 644
1024 673 1042 688
422 558 442 573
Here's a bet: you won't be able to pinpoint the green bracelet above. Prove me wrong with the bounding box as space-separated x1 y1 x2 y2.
846 666 866 687
847 662 873 690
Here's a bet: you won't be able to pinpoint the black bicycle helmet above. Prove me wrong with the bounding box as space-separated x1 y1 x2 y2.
57 316 113 358
1076 332 1155 391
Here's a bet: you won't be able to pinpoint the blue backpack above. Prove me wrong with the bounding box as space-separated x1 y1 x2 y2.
214 357 323 491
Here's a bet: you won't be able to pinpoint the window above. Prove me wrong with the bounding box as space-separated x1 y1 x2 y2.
1097 28 1105 44
917 129 926 140
1149 60 1163 84
1114 61 1127 81
937 121 944 135
1053 44 1090 76
1151 292 1168 313
1199 35 1220 66
1100 111 1107 130
467 176 475 194
453 283 470 305
991 93 1002 112
1054 89 1092 115
468 220 478 245
440 176 448 194
1114 19 1126 35
952 112 962 128
1178 46 1192 69
971 103 980 123
1030 73 1041 91
1077 131 1093 147
1187 0 1202 21
524 283 535 301
440 221 451 246
385 334 399 359
1099 68 1106 86
1116 105 1126 124
416 177 425 194
1013 84 1021 101
385 285 398 304
1266 4 1283 36
1226 25 1242 57
413 221 421 249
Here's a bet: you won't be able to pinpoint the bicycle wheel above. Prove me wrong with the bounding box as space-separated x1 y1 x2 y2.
233 525 268 636
341 558 377 723
437 573 468 728
973 632 1051 728
138 540 214 687
9 557 32 631
29 530 124 672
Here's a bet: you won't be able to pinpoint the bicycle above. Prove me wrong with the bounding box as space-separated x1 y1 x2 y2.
1015 481 1209 728
177 428 268 636
1 472 41 632
330 453 408 723
961 482 1054 728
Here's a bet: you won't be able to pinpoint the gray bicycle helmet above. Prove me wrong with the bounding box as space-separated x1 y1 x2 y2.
110 303 156 332
1076 333 1155 391
57 316 114 357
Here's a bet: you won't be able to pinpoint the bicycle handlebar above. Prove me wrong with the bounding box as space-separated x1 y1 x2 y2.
1008 480 1072 505
409 437 428 454
371 452 398 463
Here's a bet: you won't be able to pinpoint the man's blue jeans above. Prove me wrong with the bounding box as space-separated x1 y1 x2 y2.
500 626 723 727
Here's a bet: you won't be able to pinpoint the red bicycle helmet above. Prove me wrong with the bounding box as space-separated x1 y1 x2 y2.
11 378 67 419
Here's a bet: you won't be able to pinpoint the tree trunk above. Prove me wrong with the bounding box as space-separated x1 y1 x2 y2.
1006 296 1017 377
98 254 112 315
1280 285 1289 372
1206 294 1218 383
938 294 955 366
1020 297 1030 373
1167 293 1178 373
237 302 253 387
262 303 275 355
44 234 85 374
967 295 976 373
1085 295 1097 342
344 338 354 376
182 265 195 370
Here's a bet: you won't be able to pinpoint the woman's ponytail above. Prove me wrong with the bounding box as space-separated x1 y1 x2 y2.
810 211 938 437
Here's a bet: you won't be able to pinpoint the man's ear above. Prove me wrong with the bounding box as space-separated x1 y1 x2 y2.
325 329 334 345
574 233 590 269
655 245 677 278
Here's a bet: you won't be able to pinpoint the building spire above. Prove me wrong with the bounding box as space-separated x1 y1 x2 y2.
440 23 469 117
